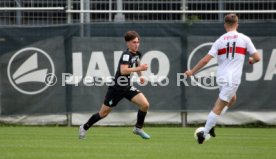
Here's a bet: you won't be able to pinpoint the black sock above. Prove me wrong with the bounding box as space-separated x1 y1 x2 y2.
135 110 147 129
83 113 102 130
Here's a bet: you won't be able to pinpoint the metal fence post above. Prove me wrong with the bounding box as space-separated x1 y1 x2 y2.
80 0 84 37
66 0 72 127
218 0 224 22
181 112 188 127
15 0 22 25
114 0 125 22
67 0 72 24
109 0 112 22
84 0 90 23
181 0 187 22
84 0 90 36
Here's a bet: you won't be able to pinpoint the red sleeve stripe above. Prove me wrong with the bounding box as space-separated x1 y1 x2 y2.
218 47 247 55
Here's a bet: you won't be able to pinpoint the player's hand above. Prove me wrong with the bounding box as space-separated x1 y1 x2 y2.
139 64 148 71
248 57 254 64
140 77 146 84
184 70 193 77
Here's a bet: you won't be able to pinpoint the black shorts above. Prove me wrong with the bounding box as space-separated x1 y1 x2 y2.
104 85 141 107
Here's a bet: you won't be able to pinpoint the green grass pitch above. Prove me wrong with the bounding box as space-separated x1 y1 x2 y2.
0 127 275 159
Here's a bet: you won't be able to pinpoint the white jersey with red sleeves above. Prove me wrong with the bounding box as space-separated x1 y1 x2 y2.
208 31 257 84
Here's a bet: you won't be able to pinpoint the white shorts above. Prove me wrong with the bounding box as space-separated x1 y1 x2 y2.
218 83 239 102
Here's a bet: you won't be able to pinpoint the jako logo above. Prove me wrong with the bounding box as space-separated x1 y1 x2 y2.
7 47 55 95
187 43 219 90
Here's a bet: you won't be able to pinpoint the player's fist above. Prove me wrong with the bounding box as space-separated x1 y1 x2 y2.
140 77 145 84
248 57 254 64
139 64 148 71
184 70 193 77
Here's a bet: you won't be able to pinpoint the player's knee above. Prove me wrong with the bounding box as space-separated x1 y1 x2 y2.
231 95 237 103
141 102 150 111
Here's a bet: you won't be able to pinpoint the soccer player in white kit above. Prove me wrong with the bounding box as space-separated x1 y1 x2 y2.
185 14 261 144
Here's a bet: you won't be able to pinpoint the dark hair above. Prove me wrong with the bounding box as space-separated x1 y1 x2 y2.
124 31 140 42
224 13 238 26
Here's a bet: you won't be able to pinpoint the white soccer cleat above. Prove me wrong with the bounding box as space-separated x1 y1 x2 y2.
79 125 87 139
133 127 151 139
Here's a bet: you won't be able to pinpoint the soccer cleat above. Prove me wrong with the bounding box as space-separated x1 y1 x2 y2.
133 127 151 139
209 127 216 137
196 131 205 144
79 125 87 139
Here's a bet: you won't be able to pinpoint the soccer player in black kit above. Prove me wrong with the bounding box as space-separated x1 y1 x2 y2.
79 31 150 139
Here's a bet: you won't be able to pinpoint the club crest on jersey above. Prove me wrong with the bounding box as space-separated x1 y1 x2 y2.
131 56 139 63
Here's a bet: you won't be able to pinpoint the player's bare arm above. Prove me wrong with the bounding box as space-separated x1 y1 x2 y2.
136 61 143 76
120 63 148 75
137 62 146 84
249 52 261 64
185 54 213 77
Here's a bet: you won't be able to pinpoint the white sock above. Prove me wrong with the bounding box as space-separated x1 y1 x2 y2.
220 106 229 116
204 111 219 136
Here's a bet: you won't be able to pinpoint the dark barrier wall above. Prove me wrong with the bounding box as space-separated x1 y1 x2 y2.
0 23 275 115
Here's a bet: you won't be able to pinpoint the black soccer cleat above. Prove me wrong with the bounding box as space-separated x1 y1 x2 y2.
209 127 216 137
196 131 205 144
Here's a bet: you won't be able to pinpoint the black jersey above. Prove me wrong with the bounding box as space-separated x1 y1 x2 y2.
114 49 142 88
